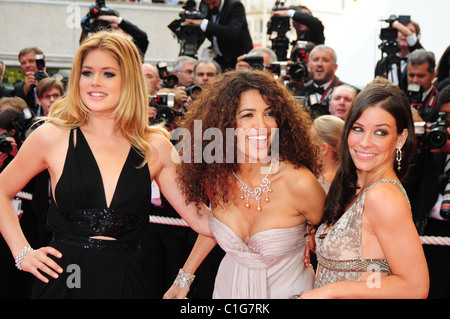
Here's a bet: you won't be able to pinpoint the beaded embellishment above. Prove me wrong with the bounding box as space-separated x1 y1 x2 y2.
233 163 273 212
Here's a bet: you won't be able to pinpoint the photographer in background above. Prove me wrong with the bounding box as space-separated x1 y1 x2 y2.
80 1 149 59
235 47 278 71
0 107 39 298
375 15 423 91
404 86 450 299
13 47 48 114
182 0 253 70
0 108 21 172
407 49 439 123
172 56 198 105
297 45 349 119
270 4 325 46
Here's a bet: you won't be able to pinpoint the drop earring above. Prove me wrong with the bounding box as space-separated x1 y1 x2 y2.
396 148 402 171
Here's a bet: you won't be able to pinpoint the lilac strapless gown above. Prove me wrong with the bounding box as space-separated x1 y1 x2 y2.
211 215 314 299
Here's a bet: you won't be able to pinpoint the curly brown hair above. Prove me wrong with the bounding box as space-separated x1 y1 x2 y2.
176 69 321 209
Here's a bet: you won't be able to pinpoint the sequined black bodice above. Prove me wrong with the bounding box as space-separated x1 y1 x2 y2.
46 128 152 241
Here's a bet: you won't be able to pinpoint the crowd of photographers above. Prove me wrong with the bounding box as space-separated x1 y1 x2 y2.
0 0 450 299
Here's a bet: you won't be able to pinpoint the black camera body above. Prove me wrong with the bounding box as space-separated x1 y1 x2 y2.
378 15 411 56
34 54 49 82
185 85 202 100
0 133 12 154
415 112 449 150
12 108 35 141
150 92 182 127
379 15 400 56
289 61 308 82
267 0 291 61
243 54 265 69
408 83 423 107
267 0 290 34
157 62 179 89
180 0 207 20
168 0 207 57
82 0 119 34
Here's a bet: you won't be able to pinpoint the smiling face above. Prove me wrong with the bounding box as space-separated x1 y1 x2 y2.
347 105 407 177
79 49 122 116
235 90 278 163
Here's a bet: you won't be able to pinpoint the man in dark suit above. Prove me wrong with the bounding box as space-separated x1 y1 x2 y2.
407 49 440 123
374 19 423 91
402 86 450 299
296 45 348 118
184 0 253 71
12 47 46 115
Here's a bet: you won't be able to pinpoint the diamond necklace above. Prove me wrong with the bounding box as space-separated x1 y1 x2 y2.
232 162 273 212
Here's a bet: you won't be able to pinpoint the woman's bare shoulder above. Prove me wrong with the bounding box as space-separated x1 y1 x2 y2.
28 122 71 146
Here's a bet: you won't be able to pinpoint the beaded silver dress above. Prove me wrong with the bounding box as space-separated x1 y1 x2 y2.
314 179 408 288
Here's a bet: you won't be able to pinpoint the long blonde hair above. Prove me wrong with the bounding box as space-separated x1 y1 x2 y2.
47 30 169 165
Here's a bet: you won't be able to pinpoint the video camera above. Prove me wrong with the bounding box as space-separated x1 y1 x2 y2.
378 15 410 56
168 0 208 57
415 112 449 150
267 0 291 61
150 92 182 127
81 0 120 34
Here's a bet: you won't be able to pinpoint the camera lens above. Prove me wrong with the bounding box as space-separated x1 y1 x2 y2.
0 134 12 154
428 129 447 149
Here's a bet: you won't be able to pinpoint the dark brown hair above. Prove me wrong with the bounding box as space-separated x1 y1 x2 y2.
176 69 321 209
323 83 416 225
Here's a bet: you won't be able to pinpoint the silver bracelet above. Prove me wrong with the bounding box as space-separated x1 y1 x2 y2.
173 269 195 291
14 246 33 271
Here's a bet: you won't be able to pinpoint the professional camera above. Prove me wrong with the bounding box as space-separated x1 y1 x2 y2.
289 41 309 82
378 15 410 56
415 112 449 150
11 107 35 141
407 83 422 108
150 92 182 127
185 84 202 100
157 62 179 89
168 0 208 57
267 0 291 34
243 54 265 69
267 0 291 61
81 0 120 34
0 134 12 154
34 54 49 82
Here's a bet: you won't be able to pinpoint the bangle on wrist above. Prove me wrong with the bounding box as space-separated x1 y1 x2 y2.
15 246 33 271
173 269 195 291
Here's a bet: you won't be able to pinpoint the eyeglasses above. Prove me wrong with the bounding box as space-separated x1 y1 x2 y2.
180 69 194 75
42 93 61 100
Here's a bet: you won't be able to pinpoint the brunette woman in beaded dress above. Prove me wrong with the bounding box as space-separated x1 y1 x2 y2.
164 69 325 299
0 31 212 298
300 83 429 298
